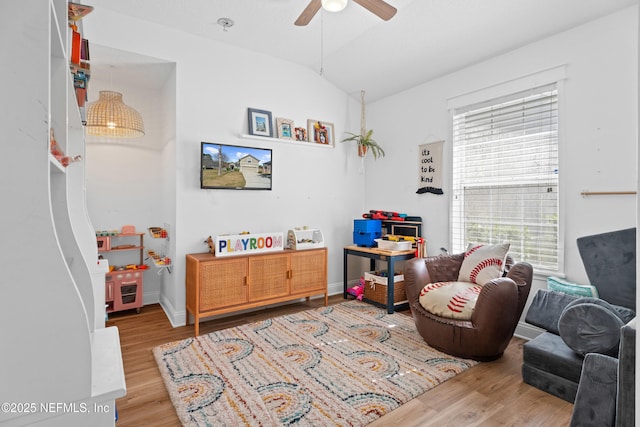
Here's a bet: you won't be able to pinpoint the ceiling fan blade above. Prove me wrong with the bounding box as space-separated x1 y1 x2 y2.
353 0 397 21
295 0 322 26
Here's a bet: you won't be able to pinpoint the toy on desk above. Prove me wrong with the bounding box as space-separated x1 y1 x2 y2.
205 236 215 254
347 277 366 300
362 210 424 224
379 235 417 251
416 237 426 258
362 210 405 221
287 228 324 249
382 235 416 242
121 225 136 234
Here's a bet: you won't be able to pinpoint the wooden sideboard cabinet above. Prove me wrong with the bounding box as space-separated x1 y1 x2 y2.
186 248 328 335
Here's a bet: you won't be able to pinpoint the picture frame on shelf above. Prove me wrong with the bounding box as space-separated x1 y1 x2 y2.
248 108 273 137
295 127 307 142
276 118 294 140
307 120 334 145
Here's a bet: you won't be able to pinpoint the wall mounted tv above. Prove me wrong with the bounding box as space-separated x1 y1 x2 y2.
201 142 272 190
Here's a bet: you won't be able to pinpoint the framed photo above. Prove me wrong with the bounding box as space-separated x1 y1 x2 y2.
248 108 273 137
294 127 307 142
276 118 294 140
307 120 334 145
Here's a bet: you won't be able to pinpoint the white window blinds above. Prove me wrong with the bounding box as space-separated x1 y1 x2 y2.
451 84 559 271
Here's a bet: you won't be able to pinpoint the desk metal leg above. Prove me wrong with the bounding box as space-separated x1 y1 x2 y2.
387 257 395 314
343 249 348 299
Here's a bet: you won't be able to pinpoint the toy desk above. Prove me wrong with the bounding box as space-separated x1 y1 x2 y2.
343 245 415 314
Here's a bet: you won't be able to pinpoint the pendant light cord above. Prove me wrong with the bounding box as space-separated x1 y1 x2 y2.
320 11 324 76
360 90 366 135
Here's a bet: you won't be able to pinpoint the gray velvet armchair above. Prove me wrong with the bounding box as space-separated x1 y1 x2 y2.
569 318 635 427
522 228 636 403
522 228 636 412
522 290 635 402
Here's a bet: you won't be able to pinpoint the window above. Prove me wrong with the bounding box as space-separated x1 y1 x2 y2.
451 84 559 271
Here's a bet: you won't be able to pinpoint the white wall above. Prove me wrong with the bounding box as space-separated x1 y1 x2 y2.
84 9 367 326
85 144 164 303
84 52 175 304
84 6 637 330
365 6 637 286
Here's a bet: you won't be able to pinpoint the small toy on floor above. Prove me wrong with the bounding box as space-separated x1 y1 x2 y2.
347 277 366 300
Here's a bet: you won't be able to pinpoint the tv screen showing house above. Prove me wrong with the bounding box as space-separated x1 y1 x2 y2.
200 142 272 190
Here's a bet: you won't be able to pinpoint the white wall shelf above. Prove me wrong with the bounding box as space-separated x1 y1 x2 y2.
241 133 335 148
49 153 66 173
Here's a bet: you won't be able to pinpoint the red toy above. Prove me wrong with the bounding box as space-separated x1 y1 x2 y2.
362 210 405 221
347 277 366 300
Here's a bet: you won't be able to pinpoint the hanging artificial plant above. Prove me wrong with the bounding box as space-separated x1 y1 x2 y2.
341 90 385 160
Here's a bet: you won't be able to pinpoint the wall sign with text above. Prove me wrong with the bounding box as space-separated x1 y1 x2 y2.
417 140 444 195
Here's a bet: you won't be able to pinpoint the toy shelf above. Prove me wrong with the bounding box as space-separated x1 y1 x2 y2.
147 225 172 274
287 228 324 250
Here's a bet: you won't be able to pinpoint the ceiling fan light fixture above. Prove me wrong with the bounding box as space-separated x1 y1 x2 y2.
321 0 348 12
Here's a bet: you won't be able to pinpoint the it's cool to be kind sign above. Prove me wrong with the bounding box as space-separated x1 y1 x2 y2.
417 140 444 195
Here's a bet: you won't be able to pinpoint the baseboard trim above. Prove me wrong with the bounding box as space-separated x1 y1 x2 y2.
143 291 160 306
160 281 345 329
515 322 544 341
159 293 185 328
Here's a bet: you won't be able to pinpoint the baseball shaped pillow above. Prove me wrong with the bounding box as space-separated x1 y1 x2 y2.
458 243 510 285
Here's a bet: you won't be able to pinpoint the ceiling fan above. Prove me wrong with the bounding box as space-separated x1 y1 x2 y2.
294 0 397 26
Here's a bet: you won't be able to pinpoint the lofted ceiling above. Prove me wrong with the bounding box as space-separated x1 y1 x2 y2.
87 0 637 102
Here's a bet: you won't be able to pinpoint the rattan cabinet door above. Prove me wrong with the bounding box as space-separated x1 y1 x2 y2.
199 257 248 311
248 253 289 301
290 249 327 295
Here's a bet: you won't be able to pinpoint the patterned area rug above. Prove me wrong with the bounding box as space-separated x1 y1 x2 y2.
154 300 478 426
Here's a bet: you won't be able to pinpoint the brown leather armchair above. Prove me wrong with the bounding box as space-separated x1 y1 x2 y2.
404 253 533 361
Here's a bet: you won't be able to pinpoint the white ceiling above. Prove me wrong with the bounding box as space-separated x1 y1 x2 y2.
87 0 637 102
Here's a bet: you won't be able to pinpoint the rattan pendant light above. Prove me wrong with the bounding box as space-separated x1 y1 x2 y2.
86 90 145 138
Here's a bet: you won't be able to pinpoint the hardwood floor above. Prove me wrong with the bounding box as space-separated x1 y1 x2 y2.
107 296 573 426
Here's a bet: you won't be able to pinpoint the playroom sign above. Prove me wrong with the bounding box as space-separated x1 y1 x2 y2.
215 232 284 257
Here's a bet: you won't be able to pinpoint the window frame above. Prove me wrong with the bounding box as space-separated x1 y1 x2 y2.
446 67 566 276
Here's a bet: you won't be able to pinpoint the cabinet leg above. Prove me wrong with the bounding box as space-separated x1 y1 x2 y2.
136 307 141 314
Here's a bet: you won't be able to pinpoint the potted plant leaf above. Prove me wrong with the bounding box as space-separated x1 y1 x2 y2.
341 129 385 159
341 90 385 160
